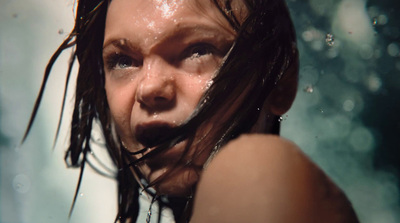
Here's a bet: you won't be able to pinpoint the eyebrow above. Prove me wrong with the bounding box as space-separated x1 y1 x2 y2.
103 38 140 52
103 24 235 52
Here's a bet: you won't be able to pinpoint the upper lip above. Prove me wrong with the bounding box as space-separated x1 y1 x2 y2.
135 122 176 148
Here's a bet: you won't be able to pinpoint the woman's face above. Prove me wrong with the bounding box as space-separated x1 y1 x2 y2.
103 0 237 195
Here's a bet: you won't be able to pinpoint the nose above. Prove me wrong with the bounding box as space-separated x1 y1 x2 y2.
136 59 176 111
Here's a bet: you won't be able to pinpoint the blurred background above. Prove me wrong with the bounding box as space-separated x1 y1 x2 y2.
0 0 399 222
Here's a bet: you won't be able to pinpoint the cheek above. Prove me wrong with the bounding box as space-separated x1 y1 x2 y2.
180 74 213 108
105 80 136 131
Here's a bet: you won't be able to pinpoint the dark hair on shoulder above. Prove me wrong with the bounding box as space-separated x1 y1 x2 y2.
24 0 298 222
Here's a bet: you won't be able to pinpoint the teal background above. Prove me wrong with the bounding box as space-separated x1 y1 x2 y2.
1 0 399 222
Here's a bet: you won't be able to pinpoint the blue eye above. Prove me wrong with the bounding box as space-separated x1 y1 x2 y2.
105 53 140 70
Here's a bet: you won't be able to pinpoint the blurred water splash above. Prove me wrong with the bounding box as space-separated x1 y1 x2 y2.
284 0 400 222
0 0 117 222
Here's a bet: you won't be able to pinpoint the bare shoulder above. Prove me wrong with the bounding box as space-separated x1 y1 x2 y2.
191 134 359 223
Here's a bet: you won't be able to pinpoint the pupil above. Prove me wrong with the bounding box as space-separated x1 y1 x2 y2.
190 46 210 59
118 56 132 68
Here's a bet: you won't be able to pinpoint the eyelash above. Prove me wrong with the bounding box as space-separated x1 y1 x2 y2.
104 43 220 71
184 43 217 60
105 53 141 70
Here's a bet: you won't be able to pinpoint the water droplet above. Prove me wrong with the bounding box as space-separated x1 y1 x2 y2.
80 193 84 197
387 42 400 57
206 80 213 89
366 74 382 92
152 112 159 118
372 17 378 26
303 85 314 93
378 14 389 25
319 108 324 113
343 99 355 112
58 29 64 35
12 174 31 193
257 107 260 111
349 126 375 152
278 117 283 122
325 33 335 47
359 44 374 60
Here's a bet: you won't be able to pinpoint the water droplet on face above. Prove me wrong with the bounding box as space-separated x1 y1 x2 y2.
325 33 335 47
152 112 159 118
206 79 213 89
303 85 314 93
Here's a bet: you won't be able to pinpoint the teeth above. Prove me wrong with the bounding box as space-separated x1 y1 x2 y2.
135 124 174 148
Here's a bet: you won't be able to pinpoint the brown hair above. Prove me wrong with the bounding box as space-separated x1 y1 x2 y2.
24 0 298 222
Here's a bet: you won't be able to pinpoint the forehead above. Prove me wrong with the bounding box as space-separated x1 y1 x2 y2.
105 0 231 29
104 0 240 48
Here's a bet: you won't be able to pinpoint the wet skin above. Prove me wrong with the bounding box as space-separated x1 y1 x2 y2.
103 0 236 195
102 2 360 222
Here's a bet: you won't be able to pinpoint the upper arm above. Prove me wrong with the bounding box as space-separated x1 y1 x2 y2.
190 134 359 223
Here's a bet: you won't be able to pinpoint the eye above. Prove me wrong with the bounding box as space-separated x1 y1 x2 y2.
185 44 215 60
105 53 141 70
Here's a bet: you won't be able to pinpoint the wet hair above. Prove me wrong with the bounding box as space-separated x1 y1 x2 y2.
24 0 298 222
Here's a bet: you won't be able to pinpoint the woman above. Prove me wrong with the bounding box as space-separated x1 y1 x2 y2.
25 0 359 222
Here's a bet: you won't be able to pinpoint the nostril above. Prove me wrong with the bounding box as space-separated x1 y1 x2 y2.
154 96 169 103
139 96 176 111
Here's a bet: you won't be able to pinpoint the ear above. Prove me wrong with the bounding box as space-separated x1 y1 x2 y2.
265 54 299 116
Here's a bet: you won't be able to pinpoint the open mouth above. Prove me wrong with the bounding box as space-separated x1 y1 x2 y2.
135 122 176 148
